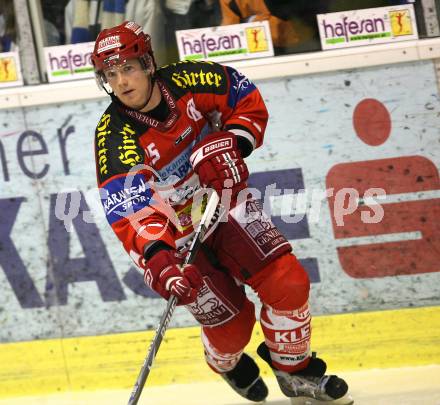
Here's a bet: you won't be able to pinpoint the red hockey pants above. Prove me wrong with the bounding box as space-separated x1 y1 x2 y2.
188 199 312 373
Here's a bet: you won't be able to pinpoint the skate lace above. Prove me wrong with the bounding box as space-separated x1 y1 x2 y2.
316 375 332 396
278 373 332 399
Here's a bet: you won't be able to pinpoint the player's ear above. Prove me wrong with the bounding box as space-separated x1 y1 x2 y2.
146 66 155 77
143 54 156 77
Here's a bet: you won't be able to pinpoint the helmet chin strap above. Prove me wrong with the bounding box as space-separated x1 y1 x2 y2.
137 72 157 112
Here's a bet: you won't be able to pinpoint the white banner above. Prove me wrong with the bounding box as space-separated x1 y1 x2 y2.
318 5 418 50
44 42 95 83
176 21 274 63
0 60 439 342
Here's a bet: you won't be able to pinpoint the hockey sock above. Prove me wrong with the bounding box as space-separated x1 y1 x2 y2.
202 329 243 373
260 302 311 372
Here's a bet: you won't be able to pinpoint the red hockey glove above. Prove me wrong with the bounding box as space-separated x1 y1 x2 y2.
190 132 249 196
143 249 203 305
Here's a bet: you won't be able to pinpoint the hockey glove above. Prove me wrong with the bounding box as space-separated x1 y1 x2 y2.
144 249 203 305
190 132 249 197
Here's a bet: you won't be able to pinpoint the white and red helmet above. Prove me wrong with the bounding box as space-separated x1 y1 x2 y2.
91 21 156 89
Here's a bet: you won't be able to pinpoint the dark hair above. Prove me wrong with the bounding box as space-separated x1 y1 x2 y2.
0 0 17 50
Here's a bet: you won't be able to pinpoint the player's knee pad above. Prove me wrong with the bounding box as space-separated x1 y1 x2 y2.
249 253 310 312
202 299 255 373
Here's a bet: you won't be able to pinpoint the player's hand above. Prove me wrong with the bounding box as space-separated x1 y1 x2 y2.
143 249 203 305
190 131 249 197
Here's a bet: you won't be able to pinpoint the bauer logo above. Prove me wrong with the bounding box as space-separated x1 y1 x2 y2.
44 42 95 83
203 139 232 155
176 21 273 63
317 5 418 50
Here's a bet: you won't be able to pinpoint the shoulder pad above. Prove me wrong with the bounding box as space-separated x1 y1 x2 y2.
95 106 145 184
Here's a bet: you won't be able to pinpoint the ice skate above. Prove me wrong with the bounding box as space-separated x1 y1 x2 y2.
257 343 353 405
221 352 268 402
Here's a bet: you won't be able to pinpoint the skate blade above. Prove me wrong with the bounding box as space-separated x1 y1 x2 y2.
290 393 354 405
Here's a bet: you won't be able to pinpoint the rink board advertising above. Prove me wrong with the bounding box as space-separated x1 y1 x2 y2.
176 21 274 63
317 5 418 50
0 59 439 343
44 42 95 83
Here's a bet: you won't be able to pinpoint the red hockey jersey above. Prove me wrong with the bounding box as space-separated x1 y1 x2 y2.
94 60 268 265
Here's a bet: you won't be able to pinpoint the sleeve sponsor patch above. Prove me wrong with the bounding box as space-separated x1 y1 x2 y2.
165 61 228 94
95 109 145 184
226 66 256 108
96 112 112 178
100 174 154 225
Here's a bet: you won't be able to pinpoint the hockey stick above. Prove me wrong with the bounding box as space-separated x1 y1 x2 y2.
127 190 220 405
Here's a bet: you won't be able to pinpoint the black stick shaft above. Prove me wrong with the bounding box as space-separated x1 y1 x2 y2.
127 191 219 405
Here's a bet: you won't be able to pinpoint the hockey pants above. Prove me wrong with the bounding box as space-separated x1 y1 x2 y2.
186 199 311 374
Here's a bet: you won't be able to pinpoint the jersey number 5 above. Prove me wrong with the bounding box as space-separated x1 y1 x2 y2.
146 143 160 165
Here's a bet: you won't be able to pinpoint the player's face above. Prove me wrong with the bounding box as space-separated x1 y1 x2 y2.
103 58 151 110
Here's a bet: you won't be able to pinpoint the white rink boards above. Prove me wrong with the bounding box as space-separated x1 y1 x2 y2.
1 48 440 405
0 59 439 343
1 366 439 405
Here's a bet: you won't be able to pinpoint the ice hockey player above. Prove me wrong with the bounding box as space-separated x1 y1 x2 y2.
91 21 353 404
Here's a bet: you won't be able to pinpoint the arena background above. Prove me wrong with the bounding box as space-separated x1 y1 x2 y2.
0 57 439 402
